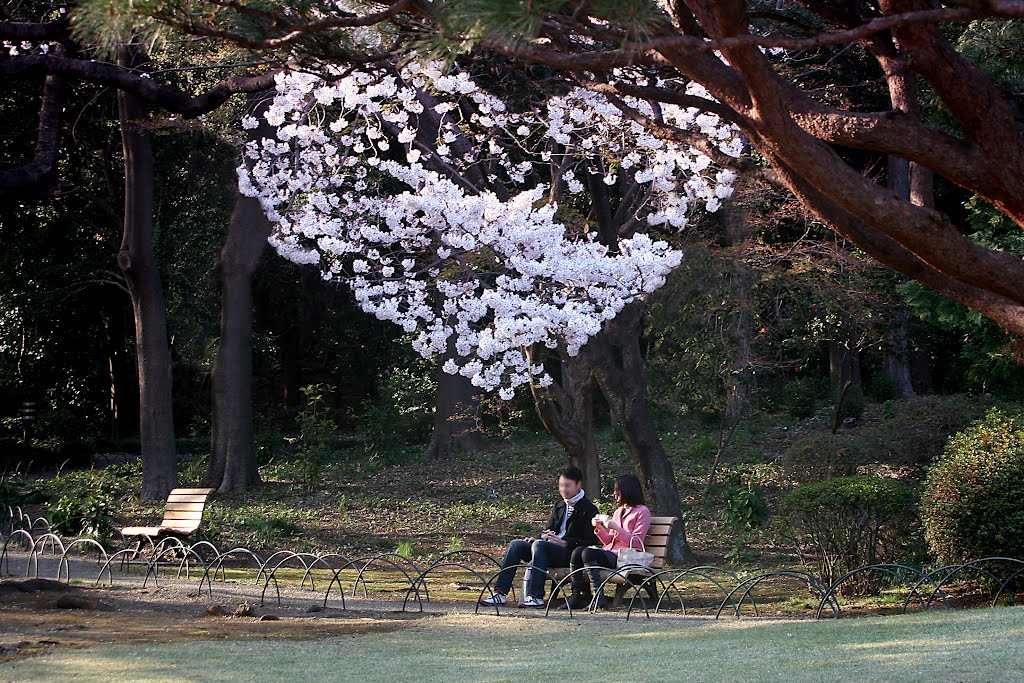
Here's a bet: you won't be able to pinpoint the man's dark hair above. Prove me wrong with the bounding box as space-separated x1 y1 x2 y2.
614 474 646 507
557 465 584 483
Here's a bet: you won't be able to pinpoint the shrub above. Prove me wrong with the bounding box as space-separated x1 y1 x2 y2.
45 484 117 540
781 475 918 593
295 383 337 489
781 395 989 484
781 376 829 420
780 434 865 483
921 409 1024 565
836 384 866 421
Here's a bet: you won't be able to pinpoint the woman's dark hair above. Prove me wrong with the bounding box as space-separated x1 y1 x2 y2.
613 474 646 507
558 465 585 483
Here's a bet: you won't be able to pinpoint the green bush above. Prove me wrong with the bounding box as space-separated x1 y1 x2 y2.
781 376 829 420
45 484 117 540
780 434 865 483
836 384 866 421
781 395 989 484
781 475 918 593
921 409 1024 564
295 383 337 489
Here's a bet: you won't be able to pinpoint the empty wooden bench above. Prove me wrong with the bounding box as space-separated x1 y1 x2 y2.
119 488 216 546
549 516 678 607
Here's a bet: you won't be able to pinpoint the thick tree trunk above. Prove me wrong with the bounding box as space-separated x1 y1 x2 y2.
882 307 917 399
422 304 487 460
204 167 271 492
526 345 601 496
117 48 177 500
424 346 487 460
203 99 273 492
589 305 691 564
721 199 757 418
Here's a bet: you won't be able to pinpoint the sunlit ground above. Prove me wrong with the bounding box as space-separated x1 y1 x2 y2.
3 606 1023 682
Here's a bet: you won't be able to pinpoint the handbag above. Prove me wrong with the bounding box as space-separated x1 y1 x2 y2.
616 536 655 569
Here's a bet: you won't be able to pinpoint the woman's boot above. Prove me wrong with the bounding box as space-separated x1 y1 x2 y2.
564 570 592 609
588 568 609 609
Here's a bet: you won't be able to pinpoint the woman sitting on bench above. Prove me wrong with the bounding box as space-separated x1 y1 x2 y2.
566 473 651 609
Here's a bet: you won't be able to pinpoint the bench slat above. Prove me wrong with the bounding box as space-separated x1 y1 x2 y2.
163 502 208 512
646 524 673 535
167 494 213 504
169 488 216 495
160 511 205 522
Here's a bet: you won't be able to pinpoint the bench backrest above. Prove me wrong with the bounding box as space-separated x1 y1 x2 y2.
642 516 678 570
159 488 216 534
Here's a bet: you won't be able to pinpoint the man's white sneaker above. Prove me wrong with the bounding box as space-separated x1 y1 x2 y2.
478 592 507 606
518 596 546 609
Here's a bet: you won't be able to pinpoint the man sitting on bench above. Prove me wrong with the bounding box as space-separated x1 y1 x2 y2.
480 465 599 608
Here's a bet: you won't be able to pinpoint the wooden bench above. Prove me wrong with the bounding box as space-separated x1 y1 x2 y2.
120 488 216 546
549 516 677 607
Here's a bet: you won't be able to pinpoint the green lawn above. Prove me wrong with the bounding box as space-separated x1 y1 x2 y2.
4 607 1023 683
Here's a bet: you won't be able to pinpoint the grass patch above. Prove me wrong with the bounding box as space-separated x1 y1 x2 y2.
4 607 1023 682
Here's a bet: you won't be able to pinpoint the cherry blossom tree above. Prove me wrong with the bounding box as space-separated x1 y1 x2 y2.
240 62 738 396
238 59 739 558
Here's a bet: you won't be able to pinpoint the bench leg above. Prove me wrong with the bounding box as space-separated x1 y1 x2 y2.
611 577 659 609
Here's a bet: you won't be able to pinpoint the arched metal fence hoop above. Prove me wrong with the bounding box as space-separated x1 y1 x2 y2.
94 548 147 586
593 566 664 620
178 541 222 578
24 533 67 578
322 556 421 611
356 553 422 600
198 548 267 597
403 560 497 612
1 529 35 573
31 532 65 558
815 563 946 619
639 566 740 615
716 570 835 620
297 553 351 594
914 557 1024 609
415 550 500 603
57 538 109 583
259 553 342 607
143 544 209 588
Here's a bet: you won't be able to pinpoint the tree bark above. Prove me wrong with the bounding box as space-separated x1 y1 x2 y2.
117 47 178 500
589 305 691 564
423 357 488 460
721 198 757 418
829 340 862 403
0 71 65 197
526 345 601 496
204 114 272 491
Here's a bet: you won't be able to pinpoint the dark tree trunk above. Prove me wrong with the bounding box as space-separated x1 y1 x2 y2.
526 346 601 496
882 306 917 399
828 341 861 398
424 361 488 460
721 199 757 418
589 305 691 564
204 142 272 491
117 48 177 500
877 52 922 401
